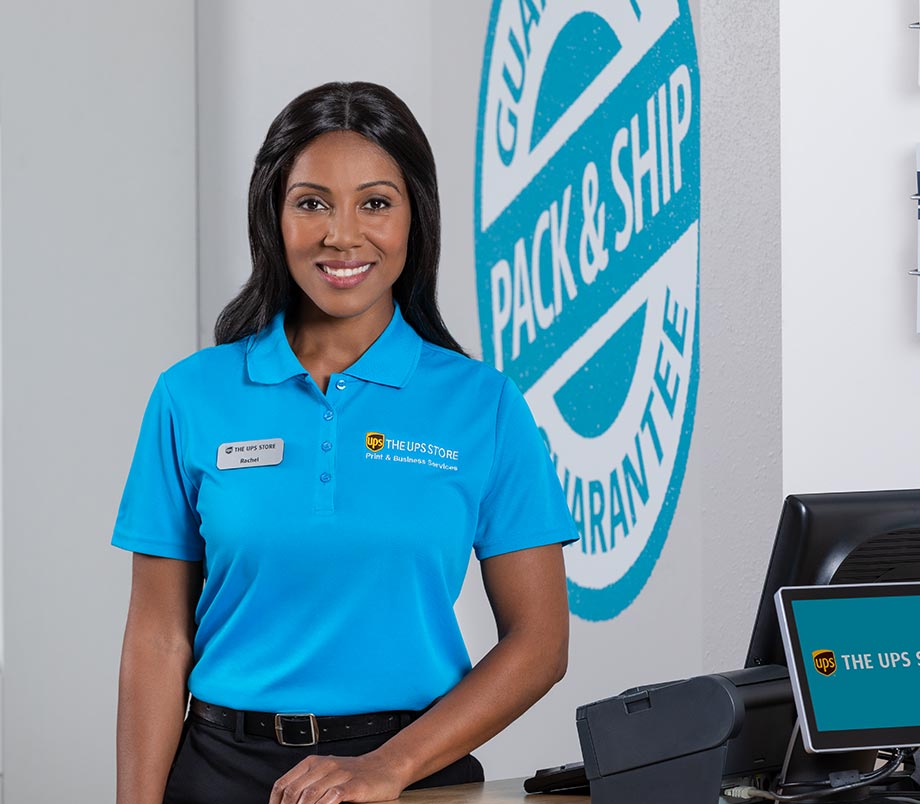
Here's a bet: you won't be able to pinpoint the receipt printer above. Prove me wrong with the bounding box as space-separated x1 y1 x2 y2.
575 666 793 804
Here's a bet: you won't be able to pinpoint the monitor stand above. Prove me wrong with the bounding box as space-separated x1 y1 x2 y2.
777 722 877 802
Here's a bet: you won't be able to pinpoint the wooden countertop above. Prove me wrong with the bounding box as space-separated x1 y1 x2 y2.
398 777 588 804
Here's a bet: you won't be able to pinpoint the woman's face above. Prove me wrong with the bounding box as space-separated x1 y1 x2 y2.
280 129 411 328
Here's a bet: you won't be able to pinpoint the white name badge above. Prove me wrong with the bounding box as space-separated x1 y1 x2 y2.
216 438 284 470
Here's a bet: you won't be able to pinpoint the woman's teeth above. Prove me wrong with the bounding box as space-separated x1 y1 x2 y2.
322 263 371 278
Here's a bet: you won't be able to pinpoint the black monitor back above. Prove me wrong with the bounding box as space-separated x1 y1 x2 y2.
745 489 920 669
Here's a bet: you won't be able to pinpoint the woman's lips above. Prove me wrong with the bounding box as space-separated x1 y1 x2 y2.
319 261 372 278
316 261 374 287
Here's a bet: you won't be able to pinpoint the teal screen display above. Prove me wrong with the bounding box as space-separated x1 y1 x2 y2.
792 596 920 732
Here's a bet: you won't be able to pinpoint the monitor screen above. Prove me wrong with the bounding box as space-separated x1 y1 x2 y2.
746 490 920 669
775 583 920 753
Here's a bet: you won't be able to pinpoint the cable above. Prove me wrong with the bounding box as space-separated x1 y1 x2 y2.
724 748 910 802
721 786 776 800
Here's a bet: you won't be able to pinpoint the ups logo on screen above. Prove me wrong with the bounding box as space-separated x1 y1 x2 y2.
812 649 837 677
365 432 385 453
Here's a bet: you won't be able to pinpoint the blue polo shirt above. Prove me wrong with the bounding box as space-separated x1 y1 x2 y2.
113 305 576 715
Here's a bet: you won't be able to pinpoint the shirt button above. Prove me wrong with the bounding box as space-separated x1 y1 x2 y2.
321 441 332 452
320 472 331 483
335 379 347 391
323 410 334 421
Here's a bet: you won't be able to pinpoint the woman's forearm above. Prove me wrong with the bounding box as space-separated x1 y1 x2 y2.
374 545 569 787
267 546 569 804
117 555 201 804
116 626 192 804
376 623 567 786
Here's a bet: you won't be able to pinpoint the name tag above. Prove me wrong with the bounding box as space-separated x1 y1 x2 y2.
216 438 284 470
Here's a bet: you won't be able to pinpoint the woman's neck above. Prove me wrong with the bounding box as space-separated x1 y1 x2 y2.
284 301 393 393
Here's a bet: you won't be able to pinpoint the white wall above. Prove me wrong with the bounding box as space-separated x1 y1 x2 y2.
436 0 782 771
781 2 920 494
0 3 198 800
698 0 782 673
429 0 702 778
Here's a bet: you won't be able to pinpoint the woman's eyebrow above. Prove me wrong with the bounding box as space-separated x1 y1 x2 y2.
286 179 403 197
356 180 403 195
286 181 329 197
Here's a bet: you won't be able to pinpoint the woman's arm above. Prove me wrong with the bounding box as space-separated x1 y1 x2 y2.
117 554 201 804
269 543 569 804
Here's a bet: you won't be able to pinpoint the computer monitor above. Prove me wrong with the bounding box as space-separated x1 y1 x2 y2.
746 489 920 669
742 489 920 800
775 582 920 754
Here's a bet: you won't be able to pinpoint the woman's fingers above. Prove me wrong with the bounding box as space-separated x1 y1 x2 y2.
270 754 402 804
271 759 343 804
270 757 323 804
307 784 346 804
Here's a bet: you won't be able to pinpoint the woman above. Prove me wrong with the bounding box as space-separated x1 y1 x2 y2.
114 81 575 804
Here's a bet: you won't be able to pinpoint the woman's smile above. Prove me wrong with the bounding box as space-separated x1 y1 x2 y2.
317 259 375 285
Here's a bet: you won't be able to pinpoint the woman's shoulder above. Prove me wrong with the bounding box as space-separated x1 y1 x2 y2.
416 340 515 396
418 340 501 375
158 339 249 396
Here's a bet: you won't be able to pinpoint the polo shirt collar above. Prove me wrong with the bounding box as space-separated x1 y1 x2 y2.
246 304 422 389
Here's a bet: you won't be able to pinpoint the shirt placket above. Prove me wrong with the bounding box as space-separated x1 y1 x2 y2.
313 374 353 515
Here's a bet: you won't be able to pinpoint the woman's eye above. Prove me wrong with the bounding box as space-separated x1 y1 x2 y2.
363 197 390 211
298 197 326 211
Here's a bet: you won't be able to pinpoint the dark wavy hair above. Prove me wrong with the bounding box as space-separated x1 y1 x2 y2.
214 81 464 354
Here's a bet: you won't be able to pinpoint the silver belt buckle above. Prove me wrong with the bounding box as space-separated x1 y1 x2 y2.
274 713 319 746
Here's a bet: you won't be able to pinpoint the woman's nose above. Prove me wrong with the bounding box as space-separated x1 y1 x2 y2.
323 208 364 249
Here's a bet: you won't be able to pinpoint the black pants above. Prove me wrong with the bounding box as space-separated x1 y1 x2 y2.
164 717 484 804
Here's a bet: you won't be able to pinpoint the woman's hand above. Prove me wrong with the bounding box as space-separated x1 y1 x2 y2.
269 750 411 804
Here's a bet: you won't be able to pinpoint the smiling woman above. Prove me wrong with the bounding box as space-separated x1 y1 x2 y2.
112 82 576 804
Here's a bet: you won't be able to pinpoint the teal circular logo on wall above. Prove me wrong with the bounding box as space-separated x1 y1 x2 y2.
474 0 700 621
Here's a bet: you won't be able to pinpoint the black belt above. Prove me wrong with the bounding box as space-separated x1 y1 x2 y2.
189 697 420 746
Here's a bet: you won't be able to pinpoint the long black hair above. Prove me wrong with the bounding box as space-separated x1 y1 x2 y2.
213 81 464 355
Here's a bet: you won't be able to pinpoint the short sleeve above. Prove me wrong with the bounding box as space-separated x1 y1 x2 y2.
474 378 577 560
111 374 204 560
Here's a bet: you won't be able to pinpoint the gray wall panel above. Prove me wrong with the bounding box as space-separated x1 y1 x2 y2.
0 3 198 799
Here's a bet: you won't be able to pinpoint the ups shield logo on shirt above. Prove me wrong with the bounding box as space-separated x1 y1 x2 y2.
365 432 385 453
812 649 837 677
